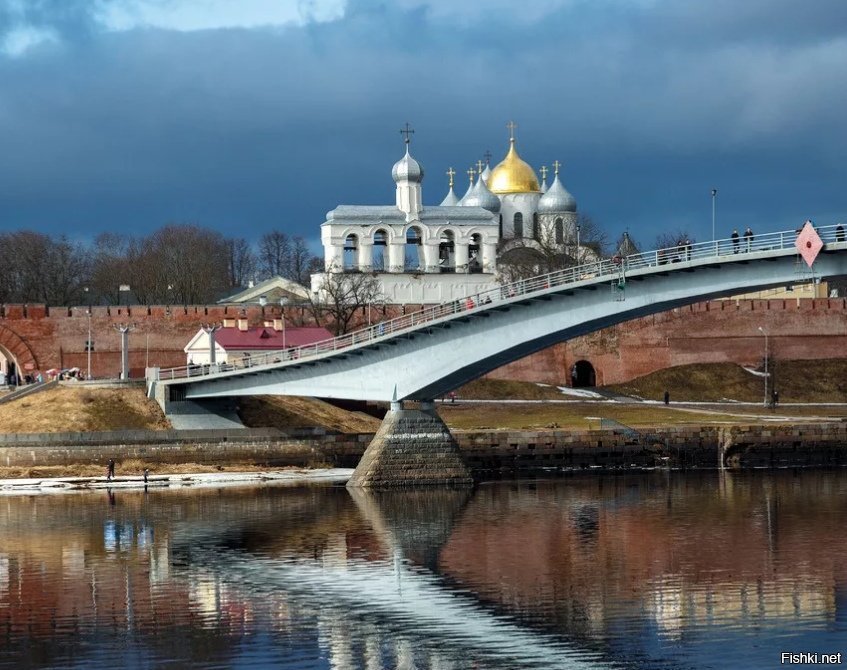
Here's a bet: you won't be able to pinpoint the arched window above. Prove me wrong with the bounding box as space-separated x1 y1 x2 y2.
405 227 422 271
372 229 388 271
469 233 482 273
343 234 358 271
439 230 456 273
514 212 524 238
555 217 564 244
532 213 539 240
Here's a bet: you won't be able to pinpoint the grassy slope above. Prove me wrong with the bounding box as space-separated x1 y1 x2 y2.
0 386 170 433
238 396 381 433
607 360 847 403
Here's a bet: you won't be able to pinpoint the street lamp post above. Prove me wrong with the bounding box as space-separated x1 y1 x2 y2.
280 298 289 350
758 326 769 407
87 310 92 381
711 188 717 241
576 223 581 265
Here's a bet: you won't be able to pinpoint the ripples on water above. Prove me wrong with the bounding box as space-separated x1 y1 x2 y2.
0 471 845 669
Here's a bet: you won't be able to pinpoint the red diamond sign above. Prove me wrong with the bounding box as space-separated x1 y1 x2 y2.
795 220 823 268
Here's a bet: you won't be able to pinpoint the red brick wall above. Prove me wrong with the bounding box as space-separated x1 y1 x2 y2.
1 298 844 383
488 298 847 386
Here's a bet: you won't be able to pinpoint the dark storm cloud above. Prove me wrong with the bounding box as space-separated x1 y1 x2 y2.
0 0 844 249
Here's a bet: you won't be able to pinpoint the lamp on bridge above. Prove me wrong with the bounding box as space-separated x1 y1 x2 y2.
279 298 289 349
758 326 769 407
711 188 718 241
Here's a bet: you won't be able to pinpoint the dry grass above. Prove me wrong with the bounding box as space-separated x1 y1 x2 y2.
608 360 847 403
239 396 380 433
0 386 170 433
439 400 845 431
455 379 566 400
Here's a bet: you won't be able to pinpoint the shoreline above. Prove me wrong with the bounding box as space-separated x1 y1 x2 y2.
0 467 354 495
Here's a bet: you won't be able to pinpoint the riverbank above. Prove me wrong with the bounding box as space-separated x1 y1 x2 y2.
0 467 353 495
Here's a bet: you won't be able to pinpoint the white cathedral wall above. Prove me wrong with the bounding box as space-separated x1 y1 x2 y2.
310 271 498 305
499 193 542 239
538 211 579 247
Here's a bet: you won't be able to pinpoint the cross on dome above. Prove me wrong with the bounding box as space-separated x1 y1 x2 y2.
484 150 492 165
446 167 455 188
507 120 517 141
553 160 562 175
476 159 485 174
540 166 548 180
467 167 476 183
399 122 415 146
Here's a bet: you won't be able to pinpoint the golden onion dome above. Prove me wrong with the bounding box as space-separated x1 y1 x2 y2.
487 138 540 194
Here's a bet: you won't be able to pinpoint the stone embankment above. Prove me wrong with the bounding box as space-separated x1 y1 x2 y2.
1 422 846 475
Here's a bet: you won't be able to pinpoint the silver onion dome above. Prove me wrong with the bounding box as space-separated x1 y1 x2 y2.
462 176 502 213
391 148 424 183
538 175 576 213
440 187 460 206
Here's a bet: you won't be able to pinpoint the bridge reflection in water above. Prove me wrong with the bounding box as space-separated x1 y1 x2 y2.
0 471 845 669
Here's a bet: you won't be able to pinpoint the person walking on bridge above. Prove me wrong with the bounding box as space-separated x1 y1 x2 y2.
731 229 740 253
743 227 754 252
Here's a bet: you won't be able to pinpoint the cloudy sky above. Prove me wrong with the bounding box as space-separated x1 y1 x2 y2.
1 0 846 250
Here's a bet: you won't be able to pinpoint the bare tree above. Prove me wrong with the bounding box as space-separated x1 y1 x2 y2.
0 232 90 305
226 237 256 288
289 236 316 284
309 265 383 335
258 231 291 278
497 212 609 283
90 233 133 304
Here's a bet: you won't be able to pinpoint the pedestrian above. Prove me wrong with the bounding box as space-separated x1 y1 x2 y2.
731 229 740 253
663 390 670 405
836 224 845 242
743 226 754 251
771 389 779 408
684 238 692 261
449 391 457 404
143 468 149 484
106 458 115 481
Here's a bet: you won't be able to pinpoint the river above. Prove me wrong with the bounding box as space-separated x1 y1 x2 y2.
1 470 845 669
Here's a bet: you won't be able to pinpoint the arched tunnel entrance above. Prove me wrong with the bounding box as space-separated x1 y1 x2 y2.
0 325 38 385
571 360 596 388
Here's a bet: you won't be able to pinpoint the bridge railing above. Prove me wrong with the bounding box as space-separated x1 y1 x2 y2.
154 223 840 382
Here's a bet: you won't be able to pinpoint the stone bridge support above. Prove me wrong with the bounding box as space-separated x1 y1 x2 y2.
347 401 473 488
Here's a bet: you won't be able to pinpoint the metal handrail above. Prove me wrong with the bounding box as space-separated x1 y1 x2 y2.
155 224 841 382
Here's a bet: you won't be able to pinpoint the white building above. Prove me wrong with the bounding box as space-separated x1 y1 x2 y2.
312 124 586 304
184 319 332 366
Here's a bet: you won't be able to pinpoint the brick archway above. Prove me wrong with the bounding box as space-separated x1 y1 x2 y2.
0 324 38 373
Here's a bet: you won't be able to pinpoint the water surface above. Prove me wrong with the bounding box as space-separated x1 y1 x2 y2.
1 470 845 669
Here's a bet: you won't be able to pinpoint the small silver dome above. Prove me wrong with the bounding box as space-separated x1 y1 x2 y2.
480 164 492 185
538 175 576 213
392 148 424 183
457 176 475 205
462 176 501 213
440 187 459 206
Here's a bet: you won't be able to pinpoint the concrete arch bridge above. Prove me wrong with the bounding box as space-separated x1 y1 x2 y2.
149 224 847 408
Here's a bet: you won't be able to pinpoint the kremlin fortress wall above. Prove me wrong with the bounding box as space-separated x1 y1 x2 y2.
0 297 844 386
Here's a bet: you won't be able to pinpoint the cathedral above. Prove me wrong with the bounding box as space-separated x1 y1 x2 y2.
312 123 590 304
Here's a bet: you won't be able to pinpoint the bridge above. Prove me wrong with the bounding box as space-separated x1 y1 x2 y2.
149 224 847 406
147 224 847 486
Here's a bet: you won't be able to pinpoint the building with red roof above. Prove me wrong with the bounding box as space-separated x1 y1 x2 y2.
184 318 332 366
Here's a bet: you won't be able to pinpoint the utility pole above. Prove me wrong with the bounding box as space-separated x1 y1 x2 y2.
201 324 222 366
114 324 134 380
758 326 768 407
86 310 92 380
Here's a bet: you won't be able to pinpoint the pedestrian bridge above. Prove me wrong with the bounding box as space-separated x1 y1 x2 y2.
148 224 847 405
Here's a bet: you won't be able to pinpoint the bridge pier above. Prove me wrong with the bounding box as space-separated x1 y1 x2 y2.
347 400 473 489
